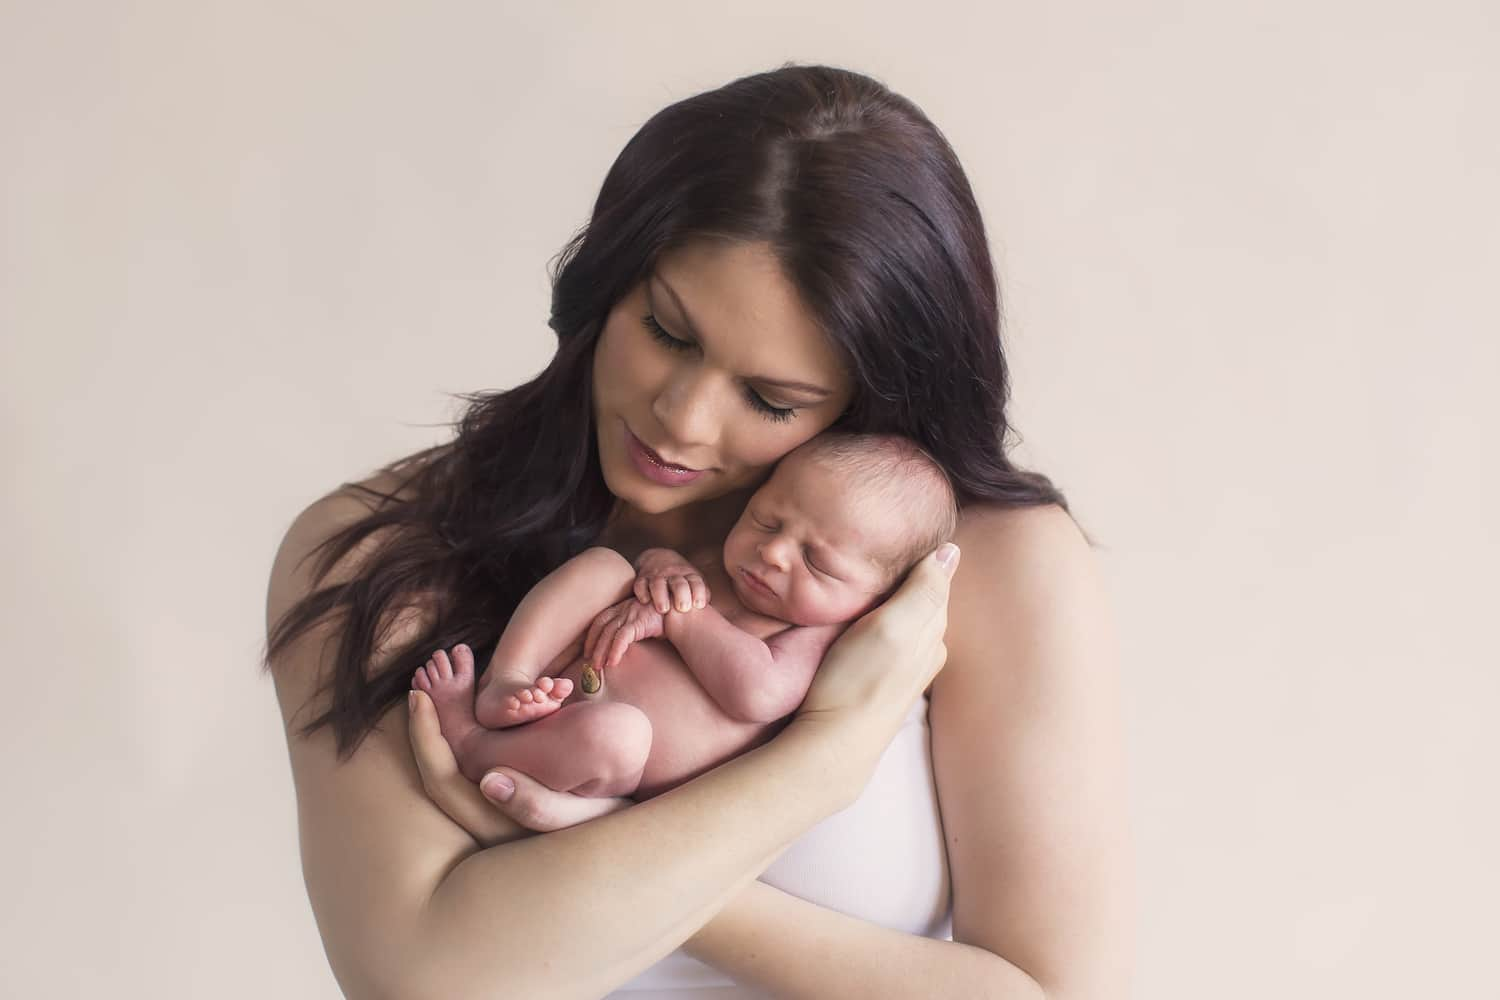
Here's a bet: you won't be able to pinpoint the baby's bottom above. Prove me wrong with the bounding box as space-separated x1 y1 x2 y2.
421 651 651 797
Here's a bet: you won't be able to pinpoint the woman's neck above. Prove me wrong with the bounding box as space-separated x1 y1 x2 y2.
600 488 752 560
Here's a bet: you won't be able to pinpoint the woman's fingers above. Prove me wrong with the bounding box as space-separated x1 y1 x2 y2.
634 577 651 605
800 543 960 718
869 543 959 646
478 767 632 832
407 691 516 847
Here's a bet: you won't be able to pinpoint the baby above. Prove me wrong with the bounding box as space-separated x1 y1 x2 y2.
412 432 957 801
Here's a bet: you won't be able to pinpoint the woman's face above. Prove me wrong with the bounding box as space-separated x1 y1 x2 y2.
592 240 854 516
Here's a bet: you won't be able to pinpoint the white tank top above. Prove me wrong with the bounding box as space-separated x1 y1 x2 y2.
610 695 953 998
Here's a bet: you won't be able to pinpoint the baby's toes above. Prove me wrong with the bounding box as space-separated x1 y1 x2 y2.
550 677 574 699
532 683 560 702
413 665 433 691
450 644 475 678
431 649 453 680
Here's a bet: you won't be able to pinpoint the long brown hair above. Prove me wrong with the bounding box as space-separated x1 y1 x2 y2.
264 64 1069 757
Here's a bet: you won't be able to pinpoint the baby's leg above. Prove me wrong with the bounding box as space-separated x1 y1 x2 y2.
475 546 637 728
456 701 651 797
415 645 574 738
424 655 651 796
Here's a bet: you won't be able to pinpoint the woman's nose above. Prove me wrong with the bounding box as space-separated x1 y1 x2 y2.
651 368 721 451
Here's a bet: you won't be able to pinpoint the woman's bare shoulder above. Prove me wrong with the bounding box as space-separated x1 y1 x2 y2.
264 452 443 731
951 500 1093 586
944 501 1109 685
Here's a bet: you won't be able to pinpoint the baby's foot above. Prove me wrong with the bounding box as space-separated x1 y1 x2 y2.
488 674 574 728
411 644 485 750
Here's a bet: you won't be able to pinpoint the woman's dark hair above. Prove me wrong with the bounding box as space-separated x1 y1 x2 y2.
264 63 1070 756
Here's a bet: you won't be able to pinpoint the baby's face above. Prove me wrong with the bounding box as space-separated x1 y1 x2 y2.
721 456 902 626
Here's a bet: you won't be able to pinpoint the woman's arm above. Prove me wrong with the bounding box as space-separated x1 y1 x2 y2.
667 505 1133 1000
931 505 1134 999
268 488 956 1000
453 505 1131 999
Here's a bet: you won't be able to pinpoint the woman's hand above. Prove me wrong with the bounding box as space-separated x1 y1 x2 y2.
633 546 710 613
789 543 960 784
407 690 630 841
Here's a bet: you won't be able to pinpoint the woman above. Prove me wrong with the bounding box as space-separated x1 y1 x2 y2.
265 65 1132 999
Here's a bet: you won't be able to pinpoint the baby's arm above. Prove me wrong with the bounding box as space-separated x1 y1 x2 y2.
474 546 636 728
662 610 844 724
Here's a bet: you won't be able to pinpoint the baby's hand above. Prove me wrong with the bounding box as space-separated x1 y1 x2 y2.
585 598 666 671
634 547 710 613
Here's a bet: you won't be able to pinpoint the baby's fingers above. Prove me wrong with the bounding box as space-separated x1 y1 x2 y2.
669 576 695 613
634 577 652 605
649 577 672 615
584 609 619 666
606 626 635 670
592 618 621 670
687 574 709 610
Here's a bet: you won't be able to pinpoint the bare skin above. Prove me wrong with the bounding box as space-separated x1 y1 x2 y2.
414 444 922 802
269 241 1132 998
413 546 836 799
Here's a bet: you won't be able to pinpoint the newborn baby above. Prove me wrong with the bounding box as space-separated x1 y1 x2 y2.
413 432 957 800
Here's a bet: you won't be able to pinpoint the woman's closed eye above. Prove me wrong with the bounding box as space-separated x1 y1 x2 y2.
642 312 693 353
641 313 798 423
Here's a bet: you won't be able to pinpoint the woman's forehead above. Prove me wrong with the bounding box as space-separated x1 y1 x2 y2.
651 241 849 390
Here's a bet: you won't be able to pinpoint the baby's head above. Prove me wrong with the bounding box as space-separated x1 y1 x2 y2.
722 433 958 626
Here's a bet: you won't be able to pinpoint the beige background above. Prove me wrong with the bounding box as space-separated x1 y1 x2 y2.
3 2 1495 997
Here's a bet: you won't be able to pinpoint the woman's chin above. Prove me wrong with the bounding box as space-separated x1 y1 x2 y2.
607 472 702 516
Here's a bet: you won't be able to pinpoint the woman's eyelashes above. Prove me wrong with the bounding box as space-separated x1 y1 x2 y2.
642 312 692 353
641 313 798 423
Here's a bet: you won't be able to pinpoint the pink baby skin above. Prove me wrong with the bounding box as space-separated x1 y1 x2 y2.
412 434 956 802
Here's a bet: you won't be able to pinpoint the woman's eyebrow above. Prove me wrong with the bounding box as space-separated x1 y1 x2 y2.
653 274 834 399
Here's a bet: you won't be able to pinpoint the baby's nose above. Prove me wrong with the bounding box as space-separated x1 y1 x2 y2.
758 537 793 571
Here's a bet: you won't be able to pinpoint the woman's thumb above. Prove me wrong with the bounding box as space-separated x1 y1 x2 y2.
910 543 961 610
871 542 959 636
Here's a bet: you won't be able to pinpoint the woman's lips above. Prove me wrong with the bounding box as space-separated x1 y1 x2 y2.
624 425 706 486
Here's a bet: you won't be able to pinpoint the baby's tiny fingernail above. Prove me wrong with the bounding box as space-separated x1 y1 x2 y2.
481 773 515 802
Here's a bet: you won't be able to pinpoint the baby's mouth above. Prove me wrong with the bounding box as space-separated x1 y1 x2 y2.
739 567 777 599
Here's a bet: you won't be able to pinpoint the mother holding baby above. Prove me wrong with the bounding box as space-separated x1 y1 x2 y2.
265 65 1132 999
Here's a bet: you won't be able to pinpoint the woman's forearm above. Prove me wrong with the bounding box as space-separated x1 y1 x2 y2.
411 723 859 1000
384 546 959 998
685 880 1047 1000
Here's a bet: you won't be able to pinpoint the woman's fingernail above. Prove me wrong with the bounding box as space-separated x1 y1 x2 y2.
935 543 960 573
408 691 418 712
481 773 515 802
